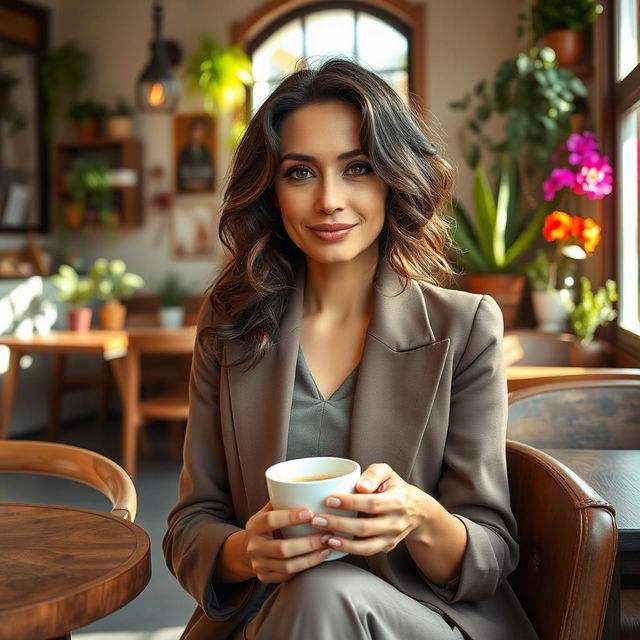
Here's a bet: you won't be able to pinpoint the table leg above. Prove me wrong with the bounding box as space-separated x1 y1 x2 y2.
0 348 21 440
109 350 140 479
602 557 621 639
47 354 66 441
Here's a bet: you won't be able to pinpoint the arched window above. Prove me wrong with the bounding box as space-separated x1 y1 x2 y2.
232 0 425 112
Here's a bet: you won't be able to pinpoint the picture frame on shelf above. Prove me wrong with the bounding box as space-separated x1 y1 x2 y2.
173 113 216 195
170 197 217 260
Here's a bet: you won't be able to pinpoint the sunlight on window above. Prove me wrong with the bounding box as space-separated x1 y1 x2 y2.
618 105 640 333
306 10 355 59
618 0 639 80
252 19 303 82
357 13 408 71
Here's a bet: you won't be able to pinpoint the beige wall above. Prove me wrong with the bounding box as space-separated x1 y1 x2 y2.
4 0 524 293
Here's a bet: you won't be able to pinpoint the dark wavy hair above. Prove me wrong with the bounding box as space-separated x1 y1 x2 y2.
201 58 454 367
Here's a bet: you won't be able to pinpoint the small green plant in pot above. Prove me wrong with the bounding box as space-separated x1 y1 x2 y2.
89 258 144 330
158 272 186 328
106 97 134 140
67 99 108 142
566 277 617 345
51 264 95 331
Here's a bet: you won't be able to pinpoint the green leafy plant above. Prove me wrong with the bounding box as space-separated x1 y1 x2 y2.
89 258 144 302
68 158 111 218
51 264 94 308
450 47 587 170
565 277 617 344
158 272 185 307
40 42 87 138
451 157 557 273
519 0 604 40
67 99 108 124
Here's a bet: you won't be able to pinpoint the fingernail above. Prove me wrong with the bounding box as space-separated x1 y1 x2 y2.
299 510 313 521
320 548 332 558
359 479 372 490
312 516 328 528
328 537 342 547
321 533 331 544
326 497 341 508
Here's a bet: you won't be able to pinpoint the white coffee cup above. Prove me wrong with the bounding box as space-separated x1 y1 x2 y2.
265 456 361 560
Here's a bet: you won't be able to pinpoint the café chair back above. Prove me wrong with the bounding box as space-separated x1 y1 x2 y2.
0 440 137 521
506 440 617 640
508 379 640 449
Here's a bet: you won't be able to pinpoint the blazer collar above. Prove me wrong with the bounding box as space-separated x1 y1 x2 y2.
227 260 449 516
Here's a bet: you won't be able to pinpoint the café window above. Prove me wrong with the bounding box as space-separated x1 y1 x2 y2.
615 0 640 337
241 3 418 112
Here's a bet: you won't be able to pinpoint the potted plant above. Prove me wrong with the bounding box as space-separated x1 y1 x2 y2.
158 272 186 328
51 264 95 331
89 258 144 330
451 157 557 328
67 98 108 142
523 0 604 66
65 158 112 227
184 37 253 148
106 97 134 140
40 42 87 140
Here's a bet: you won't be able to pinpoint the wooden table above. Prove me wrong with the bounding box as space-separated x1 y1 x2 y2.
506 366 640 393
546 449 640 640
0 326 196 479
0 502 151 639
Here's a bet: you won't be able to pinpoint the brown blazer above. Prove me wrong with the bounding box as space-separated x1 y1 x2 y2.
163 261 538 640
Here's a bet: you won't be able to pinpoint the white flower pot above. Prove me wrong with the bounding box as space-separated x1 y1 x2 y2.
159 306 184 328
532 289 571 333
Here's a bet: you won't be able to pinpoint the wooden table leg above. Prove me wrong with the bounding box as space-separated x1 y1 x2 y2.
109 350 140 480
602 557 621 639
1 348 21 440
47 354 65 441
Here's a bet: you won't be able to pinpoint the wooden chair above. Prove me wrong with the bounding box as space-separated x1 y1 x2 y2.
507 440 617 639
508 381 640 639
0 440 137 521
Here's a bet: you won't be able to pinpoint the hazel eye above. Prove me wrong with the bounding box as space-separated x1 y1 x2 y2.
346 161 373 176
285 166 314 180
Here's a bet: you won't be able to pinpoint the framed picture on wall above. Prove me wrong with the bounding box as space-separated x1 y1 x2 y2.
170 197 217 260
173 113 216 194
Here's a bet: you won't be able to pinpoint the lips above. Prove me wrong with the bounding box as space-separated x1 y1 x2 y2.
307 223 357 242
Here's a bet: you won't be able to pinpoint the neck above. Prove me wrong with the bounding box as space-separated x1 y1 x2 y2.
303 247 379 321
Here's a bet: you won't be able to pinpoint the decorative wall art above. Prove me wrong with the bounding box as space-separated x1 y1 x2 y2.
173 112 216 194
170 197 217 260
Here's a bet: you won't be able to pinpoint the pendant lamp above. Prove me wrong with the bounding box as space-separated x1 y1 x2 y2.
135 1 182 113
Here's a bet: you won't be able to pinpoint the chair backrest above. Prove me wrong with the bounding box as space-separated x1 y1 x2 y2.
506 440 617 640
0 441 137 521
508 379 640 448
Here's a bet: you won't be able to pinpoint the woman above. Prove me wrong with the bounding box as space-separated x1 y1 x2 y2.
163 58 537 640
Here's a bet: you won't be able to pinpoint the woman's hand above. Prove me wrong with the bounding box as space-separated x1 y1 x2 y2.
309 463 433 556
244 502 332 583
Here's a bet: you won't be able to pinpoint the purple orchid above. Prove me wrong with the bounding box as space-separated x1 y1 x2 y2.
567 131 599 165
543 167 576 201
574 156 614 200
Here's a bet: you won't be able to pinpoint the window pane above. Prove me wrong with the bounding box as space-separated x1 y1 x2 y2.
253 19 303 82
618 0 639 79
618 104 640 332
356 13 408 71
251 80 281 114
305 10 355 60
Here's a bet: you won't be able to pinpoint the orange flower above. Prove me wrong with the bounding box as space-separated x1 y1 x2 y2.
543 210 573 243
580 217 602 255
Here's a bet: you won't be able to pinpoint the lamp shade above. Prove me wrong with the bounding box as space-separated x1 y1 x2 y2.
136 39 180 113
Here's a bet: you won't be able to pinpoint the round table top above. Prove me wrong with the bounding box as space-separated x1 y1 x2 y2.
0 502 151 640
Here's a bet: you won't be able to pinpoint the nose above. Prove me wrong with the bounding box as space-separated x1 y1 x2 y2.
315 174 344 215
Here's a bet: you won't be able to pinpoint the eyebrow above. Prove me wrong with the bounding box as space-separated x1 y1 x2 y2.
280 149 366 163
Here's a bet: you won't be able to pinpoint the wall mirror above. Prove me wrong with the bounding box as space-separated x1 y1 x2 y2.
0 0 49 233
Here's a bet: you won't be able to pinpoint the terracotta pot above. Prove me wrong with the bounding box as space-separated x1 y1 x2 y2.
544 30 585 66
464 274 526 329
67 308 92 332
75 120 99 142
106 116 133 140
99 301 127 330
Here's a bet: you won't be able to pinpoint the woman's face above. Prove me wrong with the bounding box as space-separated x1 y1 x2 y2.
274 100 388 269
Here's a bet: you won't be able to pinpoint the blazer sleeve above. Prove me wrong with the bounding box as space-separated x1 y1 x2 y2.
162 303 261 620
428 294 518 603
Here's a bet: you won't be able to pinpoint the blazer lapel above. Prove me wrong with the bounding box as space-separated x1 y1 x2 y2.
349 262 450 479
226 271 304 514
